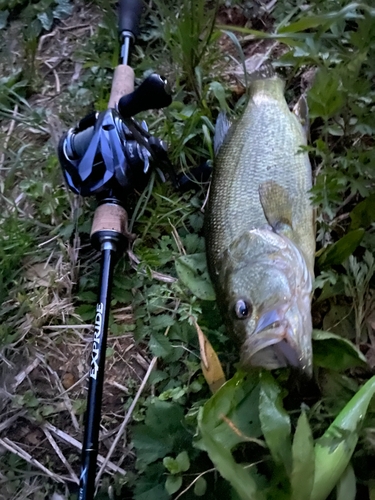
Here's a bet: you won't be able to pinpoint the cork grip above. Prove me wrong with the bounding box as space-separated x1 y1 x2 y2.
91 204 129 237
107 65 135 109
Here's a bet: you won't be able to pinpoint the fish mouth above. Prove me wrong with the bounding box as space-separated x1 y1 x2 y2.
241 308 311 374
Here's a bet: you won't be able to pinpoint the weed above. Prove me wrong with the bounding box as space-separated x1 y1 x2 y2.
0 0 375 499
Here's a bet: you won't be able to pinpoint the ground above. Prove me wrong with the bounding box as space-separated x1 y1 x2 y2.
0 1 374 500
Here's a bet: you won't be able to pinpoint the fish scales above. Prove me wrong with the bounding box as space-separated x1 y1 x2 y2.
207 78 314 274
205 75 315 374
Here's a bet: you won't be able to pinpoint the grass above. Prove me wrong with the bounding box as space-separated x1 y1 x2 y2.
0 0 374 499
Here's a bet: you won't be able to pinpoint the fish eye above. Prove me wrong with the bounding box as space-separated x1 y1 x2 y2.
234 300 252 319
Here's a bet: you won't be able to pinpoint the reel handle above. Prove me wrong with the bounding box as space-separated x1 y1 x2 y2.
117 73 172 118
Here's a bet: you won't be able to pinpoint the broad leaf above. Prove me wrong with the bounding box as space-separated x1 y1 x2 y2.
194 477 207 496
165 475 182 494
312 376 375 500
0 10 9 29
336 464 356 500
259 372 292 474
196 371 262 451
312 330 367 370
349 193 375 230
318 229 365 269
199 412 265 500
279 4 369 34
209 82 229 112
149 333 173 358
291 411 314 500
132 401 188 466
37 11 53 30
175 253 215 300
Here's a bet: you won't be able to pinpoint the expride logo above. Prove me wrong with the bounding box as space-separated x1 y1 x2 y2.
90 303 104 380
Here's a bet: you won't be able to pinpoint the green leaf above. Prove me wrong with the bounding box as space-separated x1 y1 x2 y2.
318 229 365 269
37 11 53 30
133 463 170 500
291 411 314 500
175 253 215 300
312 330 367 371
222 30 248 89
149 333 173 358
112 287 133 304
349 193 375 230
78 291 97 303
307 69 345 120
132 401 188 466
176 451 190 472
53 0 73 19
312 376 375 500
209 82 229 112
194 477 207 496
198 419 265 500
150 314 175 331
278 4 363 34
259 372 292 473
0 10 9 29
76 304 94 321
163 456 180 474
196 371 262 451
135 484 170 500
336 464 356 500
165 475 182 494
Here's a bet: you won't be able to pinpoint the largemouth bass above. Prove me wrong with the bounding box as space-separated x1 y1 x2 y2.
205 68 315 375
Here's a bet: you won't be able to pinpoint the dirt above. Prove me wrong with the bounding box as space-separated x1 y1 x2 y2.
0 2 152 493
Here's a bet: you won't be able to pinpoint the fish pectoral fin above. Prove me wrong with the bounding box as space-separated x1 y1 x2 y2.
214 111 232 156
292 94 310 137
259 181 293 233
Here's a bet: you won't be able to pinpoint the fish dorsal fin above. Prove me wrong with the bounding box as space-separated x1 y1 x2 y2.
214 111 232 156
259 181 293 234
292 94 309 137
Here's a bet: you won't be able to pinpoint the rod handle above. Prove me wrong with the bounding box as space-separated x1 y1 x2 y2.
107 65 135 109
119 0 143 37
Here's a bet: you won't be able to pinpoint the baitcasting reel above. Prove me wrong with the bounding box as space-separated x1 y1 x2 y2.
58 73 174 199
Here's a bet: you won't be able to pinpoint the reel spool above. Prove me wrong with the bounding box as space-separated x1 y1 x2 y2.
57 73 174 199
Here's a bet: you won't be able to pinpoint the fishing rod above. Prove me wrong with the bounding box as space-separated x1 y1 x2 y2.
57 1 173 498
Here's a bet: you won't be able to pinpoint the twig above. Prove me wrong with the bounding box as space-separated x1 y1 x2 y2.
43 423 126 476
12 358 41 391
59 23 91 31
169 219 186 255
0 410 27 433
0 104 18 170
37 29 58 54
53 69 61 94
174 468 215 500
201 184 210 212
43 324 93 329
38 234 60 248
334 192 357 216
36 354 80 431
220 414 266 447
43 427 79 485
109 380 129 394
95 357 158 485
0 437 65 483
127 250 177 283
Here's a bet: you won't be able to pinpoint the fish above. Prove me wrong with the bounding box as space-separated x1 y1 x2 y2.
205 65 315 376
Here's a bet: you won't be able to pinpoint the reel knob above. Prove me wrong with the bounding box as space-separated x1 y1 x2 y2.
117 73 172 118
